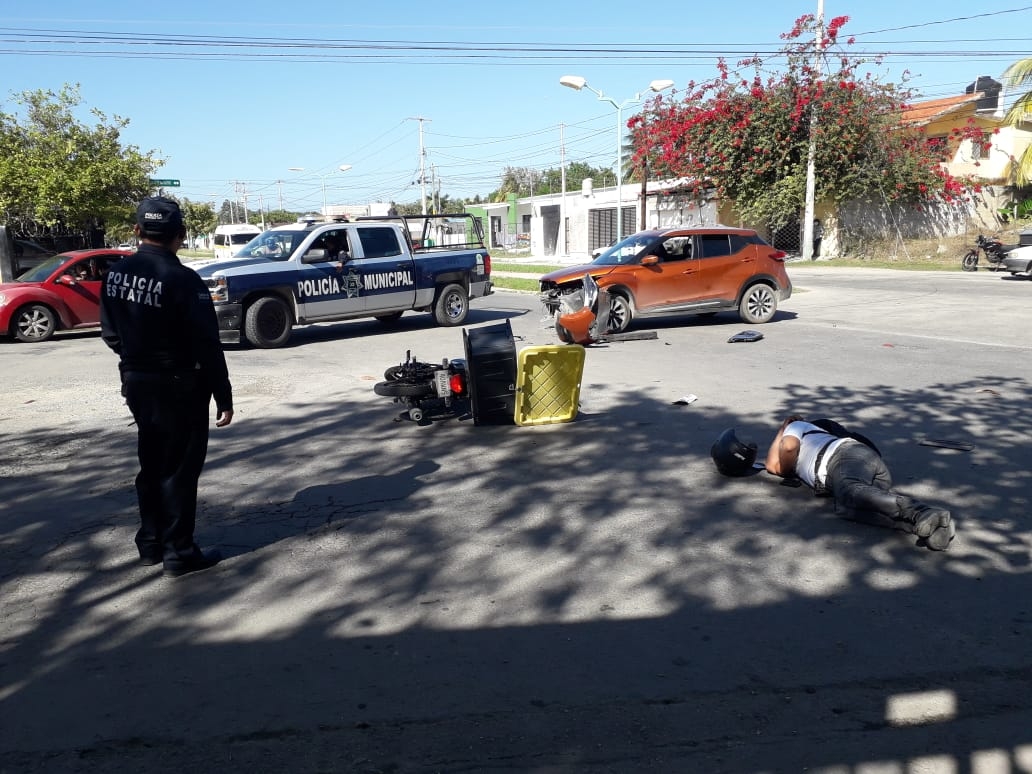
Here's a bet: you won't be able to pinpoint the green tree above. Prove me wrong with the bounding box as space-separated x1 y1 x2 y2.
181 198 217 242
257 208 300 227
491 166 541 201
1001 58 1032 185
217 200 241 224
0 84 161 233
393 200 425 215
629 15 977 229
538 162 614 195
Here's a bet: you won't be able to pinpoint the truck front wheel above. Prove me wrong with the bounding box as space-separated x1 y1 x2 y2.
433 283 469 326
244 296 292 348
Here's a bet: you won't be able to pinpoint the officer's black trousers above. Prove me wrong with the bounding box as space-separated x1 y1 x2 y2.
123 372 211 560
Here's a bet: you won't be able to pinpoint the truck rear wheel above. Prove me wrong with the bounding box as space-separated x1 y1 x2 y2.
433 283 469 326
244 296 292 348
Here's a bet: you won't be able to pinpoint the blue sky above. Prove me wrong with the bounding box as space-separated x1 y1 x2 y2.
2 1 1030 213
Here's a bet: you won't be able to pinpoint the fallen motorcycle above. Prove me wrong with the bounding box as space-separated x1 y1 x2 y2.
962 234 1009 271
374 319 586 428
373 351 469 424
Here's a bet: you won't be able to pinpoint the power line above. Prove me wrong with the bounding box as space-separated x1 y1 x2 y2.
852 6 1032 36
1 25 1030 63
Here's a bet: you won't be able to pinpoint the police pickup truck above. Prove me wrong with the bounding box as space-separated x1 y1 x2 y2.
193 214 492 348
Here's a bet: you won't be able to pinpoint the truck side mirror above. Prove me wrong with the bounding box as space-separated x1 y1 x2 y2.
302 248 327 263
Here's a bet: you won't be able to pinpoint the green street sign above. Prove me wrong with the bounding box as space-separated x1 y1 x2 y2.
149 178 181 187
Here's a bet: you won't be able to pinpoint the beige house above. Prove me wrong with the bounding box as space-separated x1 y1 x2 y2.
900 76 1032 223
780 77 1032 255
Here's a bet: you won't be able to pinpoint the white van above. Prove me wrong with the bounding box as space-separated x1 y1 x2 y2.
213 223 262 261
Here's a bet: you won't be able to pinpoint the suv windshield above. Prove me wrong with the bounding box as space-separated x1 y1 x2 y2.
591 234 661 266
235 230 309 261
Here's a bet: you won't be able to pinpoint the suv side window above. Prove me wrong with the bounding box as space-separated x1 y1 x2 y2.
357 227 403 259
728 234 752 253
660 236 693 261
699 234 732 258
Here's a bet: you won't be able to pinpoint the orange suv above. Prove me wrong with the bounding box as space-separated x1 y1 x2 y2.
540 226 791 332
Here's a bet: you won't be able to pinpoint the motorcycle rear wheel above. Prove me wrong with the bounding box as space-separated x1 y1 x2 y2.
374 380 435 398
962 250 979 271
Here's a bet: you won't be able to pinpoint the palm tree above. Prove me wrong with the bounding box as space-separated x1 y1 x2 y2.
1001 59 1032 184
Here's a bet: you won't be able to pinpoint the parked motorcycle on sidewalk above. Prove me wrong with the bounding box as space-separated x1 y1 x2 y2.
962 234 1009 271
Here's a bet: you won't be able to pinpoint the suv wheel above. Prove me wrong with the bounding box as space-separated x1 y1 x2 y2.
739 284 778 324
607 293 632 333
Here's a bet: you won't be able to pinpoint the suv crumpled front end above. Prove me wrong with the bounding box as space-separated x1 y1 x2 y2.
540 264 619 317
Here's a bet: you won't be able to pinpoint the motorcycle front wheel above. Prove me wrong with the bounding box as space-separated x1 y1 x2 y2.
962 250 979 271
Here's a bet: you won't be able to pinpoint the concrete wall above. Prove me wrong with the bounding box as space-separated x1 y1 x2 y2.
837 197 976 247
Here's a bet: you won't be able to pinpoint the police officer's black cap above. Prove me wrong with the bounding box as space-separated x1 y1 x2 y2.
136 197 184 236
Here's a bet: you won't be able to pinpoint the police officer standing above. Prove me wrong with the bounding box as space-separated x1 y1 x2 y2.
101 197 234 578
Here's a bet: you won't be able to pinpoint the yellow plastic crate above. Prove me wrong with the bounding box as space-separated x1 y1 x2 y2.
513 345 585 426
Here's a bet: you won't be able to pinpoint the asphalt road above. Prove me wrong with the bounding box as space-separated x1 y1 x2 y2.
2 267 1031 773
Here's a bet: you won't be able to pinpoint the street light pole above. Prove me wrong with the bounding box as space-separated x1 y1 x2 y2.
560 76 674 243
288 165 353 216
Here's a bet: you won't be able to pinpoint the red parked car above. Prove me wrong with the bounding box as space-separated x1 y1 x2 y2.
0 249 131 343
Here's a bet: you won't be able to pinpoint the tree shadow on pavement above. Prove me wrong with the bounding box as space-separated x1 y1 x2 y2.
1 374 1030 772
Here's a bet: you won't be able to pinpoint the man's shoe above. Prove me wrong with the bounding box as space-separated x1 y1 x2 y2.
163 549 222 578
138 546 164 566
926 519 956 551
905 503 952 538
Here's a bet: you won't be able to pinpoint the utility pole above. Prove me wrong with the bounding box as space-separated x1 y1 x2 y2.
639 115 649 232
409 116 431 215
431 164 441 214
560 122 568 257
802 0 825 260
234 181 250 224
276 180 284 210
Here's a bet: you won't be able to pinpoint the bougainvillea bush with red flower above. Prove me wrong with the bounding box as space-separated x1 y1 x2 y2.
628 15 984 230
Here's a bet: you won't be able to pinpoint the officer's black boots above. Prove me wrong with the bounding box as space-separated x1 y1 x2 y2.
164 546 222 578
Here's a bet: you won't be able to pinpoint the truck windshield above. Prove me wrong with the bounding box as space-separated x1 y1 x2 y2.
235 230 308 261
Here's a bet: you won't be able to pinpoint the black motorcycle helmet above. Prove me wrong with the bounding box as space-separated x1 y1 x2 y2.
710 428 758 476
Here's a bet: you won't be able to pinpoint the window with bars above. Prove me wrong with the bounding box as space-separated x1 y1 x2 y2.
971 132 992 161
588 207 637 252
